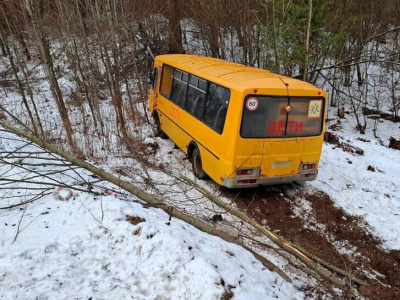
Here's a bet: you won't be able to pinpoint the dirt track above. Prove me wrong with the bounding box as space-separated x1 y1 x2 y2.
221 184 400 300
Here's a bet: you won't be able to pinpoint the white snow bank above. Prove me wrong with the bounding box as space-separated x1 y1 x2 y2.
0 191 304 299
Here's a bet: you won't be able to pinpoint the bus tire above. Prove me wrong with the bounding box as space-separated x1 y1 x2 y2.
154 112 168 139
192 148 207 180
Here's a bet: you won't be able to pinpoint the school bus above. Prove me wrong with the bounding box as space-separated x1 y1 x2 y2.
148 54 327 188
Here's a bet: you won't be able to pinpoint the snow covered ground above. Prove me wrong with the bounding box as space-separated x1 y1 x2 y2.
311 111 400 250
1 104 400 299
0 129 305 300
0 193 302 300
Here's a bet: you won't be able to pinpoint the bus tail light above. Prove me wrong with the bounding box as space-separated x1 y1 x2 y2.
302 163 317 170
301 173 316 178
236 169 254 176
238 179 257 184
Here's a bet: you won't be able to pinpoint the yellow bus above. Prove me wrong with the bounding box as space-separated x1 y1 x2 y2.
148 54 327 188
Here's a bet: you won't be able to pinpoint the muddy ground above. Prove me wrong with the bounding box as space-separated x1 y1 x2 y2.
221 184 400 300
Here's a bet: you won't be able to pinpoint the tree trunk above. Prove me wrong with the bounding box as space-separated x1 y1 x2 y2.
271 0 281 73
166 0 183 54
343 64 351 87
0 34 7 57
208 26 220 58
17 32 30 60
4 40 38 136
40 37 77 148
1 8 42 136
303 0 313 82
71 38 99 130
24 0 78 151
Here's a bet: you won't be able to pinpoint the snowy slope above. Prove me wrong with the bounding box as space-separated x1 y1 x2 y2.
311 109 400 250
0 193 303 300
0 129 305 300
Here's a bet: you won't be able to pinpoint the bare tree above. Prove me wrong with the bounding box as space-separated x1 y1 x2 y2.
303 0 312 81
24 0 78 152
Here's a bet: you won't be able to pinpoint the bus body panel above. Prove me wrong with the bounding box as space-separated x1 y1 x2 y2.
262 139 304 176
156 92 236 185
225 135 323 187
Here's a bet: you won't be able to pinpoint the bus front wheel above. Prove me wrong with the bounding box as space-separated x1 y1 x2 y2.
192 148 207 180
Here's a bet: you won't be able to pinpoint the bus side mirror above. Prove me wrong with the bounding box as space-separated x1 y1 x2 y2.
147 71 153 84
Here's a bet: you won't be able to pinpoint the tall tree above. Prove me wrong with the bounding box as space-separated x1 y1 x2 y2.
303 0 312 81
24 0 78 151
166 0 183 54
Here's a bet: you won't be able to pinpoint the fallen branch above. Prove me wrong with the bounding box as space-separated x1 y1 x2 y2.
0 121 291 282
178 174 369 288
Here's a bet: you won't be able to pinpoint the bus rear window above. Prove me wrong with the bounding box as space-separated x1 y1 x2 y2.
240 95 324 138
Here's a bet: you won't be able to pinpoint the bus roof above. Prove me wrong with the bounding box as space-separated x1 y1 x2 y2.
155 54 322 94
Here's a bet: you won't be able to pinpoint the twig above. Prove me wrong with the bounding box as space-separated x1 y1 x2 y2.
100 196 104 221
0 105 32 133
0 191 52 210
0 178 103 194
78 198 108 231
13 205 27 243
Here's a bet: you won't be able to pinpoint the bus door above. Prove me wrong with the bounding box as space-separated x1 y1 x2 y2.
148 66 160 112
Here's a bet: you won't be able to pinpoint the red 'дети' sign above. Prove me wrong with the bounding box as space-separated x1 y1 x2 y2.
267 121 303 134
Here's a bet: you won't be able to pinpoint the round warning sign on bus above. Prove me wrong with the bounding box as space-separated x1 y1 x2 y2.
246 97 258 111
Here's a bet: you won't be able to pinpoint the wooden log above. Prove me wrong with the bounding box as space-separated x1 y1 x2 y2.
0 120 291 283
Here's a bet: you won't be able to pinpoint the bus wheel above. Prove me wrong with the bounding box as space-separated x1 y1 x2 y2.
154 113 168 139
192 148 207 179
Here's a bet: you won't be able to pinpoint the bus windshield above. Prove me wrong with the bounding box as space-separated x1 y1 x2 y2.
240 95 325 138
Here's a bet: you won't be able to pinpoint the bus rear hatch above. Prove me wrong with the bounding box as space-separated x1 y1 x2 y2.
261 139 303 176
240 94 325 182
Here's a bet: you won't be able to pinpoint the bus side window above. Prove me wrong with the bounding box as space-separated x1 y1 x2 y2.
170 69 188 107
178 72 189 107
203 83 230 134
186 75 206 116
170 69 181 103
160 65 174 99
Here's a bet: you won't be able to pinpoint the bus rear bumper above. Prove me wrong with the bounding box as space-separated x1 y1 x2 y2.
222 171 318 188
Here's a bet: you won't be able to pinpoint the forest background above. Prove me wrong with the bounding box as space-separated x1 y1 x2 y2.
2 1 400 299
1 0 400 155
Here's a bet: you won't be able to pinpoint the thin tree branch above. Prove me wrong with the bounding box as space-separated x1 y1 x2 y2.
13 204 27 243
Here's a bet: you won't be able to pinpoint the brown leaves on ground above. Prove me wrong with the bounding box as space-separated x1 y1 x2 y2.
223 185 400 300
126 215 145 225
324 131 364 155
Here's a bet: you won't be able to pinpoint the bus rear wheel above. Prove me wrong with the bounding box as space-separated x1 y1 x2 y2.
192 148 207 180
